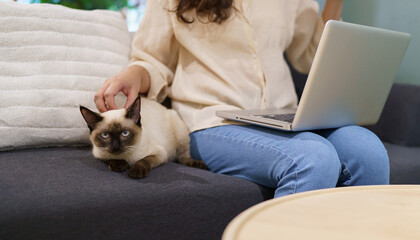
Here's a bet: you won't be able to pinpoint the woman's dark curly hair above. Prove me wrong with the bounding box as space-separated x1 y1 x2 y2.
175 0 234 24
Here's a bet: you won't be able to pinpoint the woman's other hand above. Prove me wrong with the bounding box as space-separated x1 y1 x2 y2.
94 65 150 112
322 0 343 23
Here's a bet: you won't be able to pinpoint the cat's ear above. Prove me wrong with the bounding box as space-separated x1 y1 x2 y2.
125 96 141 127
80 106 103 132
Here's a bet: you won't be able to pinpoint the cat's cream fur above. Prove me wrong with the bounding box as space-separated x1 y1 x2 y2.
80 97 206 178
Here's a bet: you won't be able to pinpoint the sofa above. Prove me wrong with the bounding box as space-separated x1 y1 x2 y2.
1 3 419 240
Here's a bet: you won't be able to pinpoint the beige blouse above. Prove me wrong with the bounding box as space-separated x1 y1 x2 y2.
129 0 325 132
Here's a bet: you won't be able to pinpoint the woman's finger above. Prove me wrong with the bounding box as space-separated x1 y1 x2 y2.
103 83 121 110
94 81 111 112
125 87 140 109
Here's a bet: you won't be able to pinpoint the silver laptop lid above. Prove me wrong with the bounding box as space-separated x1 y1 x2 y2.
292 20 411 131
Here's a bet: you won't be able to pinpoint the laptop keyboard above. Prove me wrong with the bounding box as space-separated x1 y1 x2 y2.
254 113 296 123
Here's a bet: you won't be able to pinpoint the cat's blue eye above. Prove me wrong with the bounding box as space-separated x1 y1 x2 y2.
121 130 130 137
101 132 109 139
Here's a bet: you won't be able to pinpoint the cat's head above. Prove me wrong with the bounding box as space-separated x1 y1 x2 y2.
80 97 142 158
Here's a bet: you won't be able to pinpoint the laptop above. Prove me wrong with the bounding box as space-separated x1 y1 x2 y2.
216 20 411 131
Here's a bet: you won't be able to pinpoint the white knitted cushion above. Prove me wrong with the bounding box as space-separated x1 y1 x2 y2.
0 2 130 151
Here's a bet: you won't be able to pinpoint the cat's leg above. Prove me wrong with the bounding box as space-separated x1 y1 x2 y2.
128 155 158 179
105 159 128 172
176 141 208 170
128 144 168 178
171 112 208 170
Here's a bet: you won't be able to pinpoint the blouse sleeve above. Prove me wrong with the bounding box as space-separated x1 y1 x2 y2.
285 0 325 74
128 0 179 103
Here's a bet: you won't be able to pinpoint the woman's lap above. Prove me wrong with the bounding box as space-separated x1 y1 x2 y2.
190 124 389 198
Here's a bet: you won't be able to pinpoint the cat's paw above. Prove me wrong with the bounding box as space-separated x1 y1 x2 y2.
128 161 151 179
185 160 208 170
107 160 128 172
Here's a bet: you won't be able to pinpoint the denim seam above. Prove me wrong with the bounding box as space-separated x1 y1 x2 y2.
339 163 353 187
197 130 300 194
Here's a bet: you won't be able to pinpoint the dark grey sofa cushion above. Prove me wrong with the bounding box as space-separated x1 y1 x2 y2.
0 147 273 240
385 142 420 184
368 83 420 147
1 145 419 240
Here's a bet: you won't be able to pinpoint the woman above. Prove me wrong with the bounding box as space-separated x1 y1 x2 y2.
95 0 389 198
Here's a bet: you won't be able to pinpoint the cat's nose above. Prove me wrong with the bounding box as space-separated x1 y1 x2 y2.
111 140 121 153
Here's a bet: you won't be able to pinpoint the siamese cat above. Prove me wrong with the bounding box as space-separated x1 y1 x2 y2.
80 96 207 179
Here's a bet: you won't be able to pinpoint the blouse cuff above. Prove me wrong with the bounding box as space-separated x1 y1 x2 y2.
314 17 326 47
128 61 168 103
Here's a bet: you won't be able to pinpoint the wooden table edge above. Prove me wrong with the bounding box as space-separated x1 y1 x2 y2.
222 185 420 240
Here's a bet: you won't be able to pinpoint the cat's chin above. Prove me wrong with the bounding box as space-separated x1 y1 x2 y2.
92 147 125 160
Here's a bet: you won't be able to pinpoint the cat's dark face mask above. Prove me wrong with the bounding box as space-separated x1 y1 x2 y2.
80 97 142 155
94 122 137 154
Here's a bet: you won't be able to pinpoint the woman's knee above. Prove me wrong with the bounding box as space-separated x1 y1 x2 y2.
355 127 390 184
279 133 341 192
327 126 390 185
300 139 341 185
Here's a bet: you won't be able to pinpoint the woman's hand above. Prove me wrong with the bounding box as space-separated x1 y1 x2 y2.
321 0 343 23
94 65 150 112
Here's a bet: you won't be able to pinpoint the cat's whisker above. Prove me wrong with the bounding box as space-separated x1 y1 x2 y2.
124 146 137 151
97 148 116 159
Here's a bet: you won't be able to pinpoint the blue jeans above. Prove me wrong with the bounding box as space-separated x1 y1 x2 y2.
190 125 389 198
